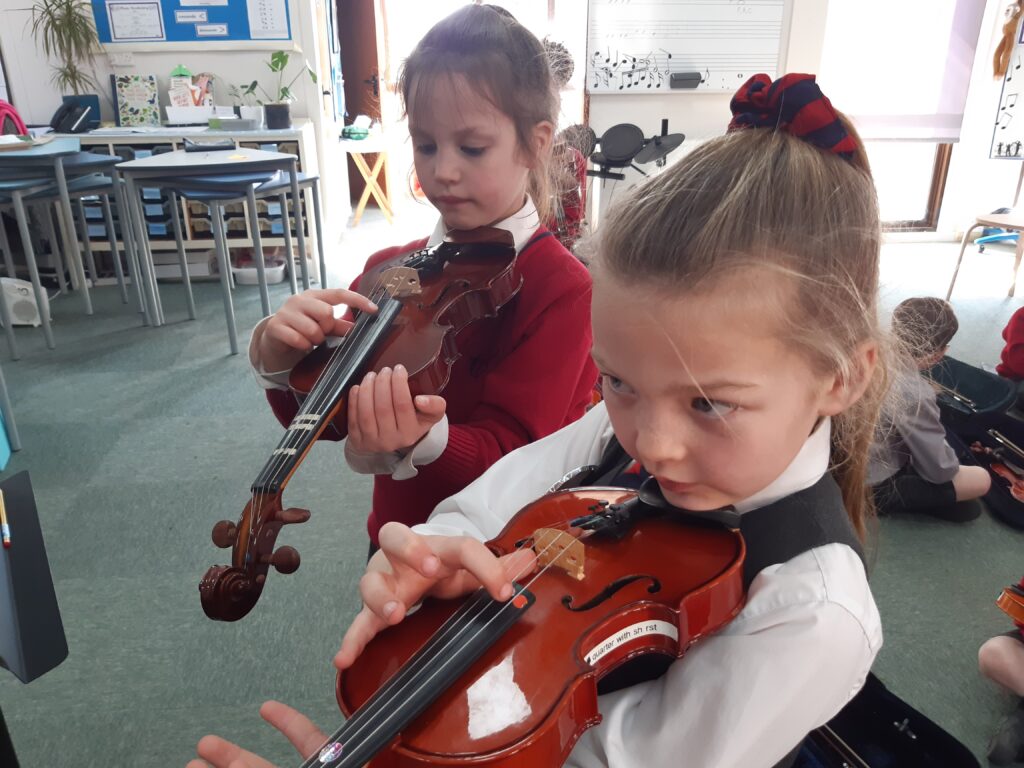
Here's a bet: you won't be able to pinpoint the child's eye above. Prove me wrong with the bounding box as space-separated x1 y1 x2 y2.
602 373 634 396
415 143 437 155
461 146 486 157
692 397 737 418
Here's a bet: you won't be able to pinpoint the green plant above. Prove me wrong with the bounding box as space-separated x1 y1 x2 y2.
258 51 317 104
30 0 100 95
229 81 261 107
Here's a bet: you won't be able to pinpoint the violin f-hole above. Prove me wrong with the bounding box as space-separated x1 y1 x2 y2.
561 574 661 612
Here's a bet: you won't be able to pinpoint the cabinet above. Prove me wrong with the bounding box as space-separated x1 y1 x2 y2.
62 121 319 281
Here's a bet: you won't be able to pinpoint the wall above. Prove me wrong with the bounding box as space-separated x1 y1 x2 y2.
586 0 829 218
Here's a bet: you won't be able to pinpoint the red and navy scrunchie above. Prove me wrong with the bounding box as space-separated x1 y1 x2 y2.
727 73 857 161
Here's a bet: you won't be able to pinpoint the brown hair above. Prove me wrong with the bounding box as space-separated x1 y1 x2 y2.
593 112 884 541
892 297 958 358
398 5 557 222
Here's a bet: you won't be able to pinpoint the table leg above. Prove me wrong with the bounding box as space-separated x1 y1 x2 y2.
42 204 67 294
74 199 99 285
245 186 271 316
168 191 196 320
311 180 327 287
112 175 149 323
124 177 161 326
211 203 239 354
0 361 20 451
11 191 54 349
54 157 92 314
0 210 16 281
278 193 297 294
0 261 18 361
350 153 376 227
101 194 128 304
289 160 310 290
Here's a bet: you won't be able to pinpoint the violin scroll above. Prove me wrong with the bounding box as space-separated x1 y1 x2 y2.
199 494 310 621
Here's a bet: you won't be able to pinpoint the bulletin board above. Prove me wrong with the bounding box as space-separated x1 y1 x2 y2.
992 15 1024 159
90 0 291 48
586 0 791 93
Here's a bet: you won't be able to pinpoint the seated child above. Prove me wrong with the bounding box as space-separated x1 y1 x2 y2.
868 297 991 521
998 306 1024 381
980 577 1024 765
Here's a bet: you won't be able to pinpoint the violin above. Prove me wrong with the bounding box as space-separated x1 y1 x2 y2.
970 436 1024 503
199 228 521 621
318 484 745 768
998 583 1024 624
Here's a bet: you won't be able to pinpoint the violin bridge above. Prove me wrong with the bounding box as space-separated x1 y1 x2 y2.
532 528 585 580
380 266 422 298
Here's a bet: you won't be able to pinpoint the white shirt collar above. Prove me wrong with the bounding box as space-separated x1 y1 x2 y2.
732 417 832 514
426 196 540 253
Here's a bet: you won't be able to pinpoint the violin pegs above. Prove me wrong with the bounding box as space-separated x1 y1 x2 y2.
275 507 311 525
211 520 238 549
264 545 301 574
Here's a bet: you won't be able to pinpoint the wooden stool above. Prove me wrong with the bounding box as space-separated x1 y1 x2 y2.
341 136 393 227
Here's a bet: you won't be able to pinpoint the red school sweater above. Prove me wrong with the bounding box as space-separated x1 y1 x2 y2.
265 227 598 544
997 307 1024 380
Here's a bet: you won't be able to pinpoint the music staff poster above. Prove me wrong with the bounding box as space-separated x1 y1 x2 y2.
992 16 1024 159
586 0 788 94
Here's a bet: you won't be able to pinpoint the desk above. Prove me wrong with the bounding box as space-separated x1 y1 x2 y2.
0 138 92 314
117 147 307 347
340 136 393 226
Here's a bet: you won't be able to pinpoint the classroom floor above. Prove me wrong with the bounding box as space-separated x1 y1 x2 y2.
0 231 1020 766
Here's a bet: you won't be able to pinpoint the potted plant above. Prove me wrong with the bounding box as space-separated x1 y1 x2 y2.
256 51 317 130
30 0 101 122
229 80 265 128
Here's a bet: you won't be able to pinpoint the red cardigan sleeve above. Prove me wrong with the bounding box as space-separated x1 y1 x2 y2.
264 238 429 430
406 240 597 494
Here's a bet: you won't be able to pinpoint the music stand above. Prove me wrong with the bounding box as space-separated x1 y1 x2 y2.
0 471 69 766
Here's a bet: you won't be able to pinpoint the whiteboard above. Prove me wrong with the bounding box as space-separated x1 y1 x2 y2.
587 0 789 94
992 16 1024 160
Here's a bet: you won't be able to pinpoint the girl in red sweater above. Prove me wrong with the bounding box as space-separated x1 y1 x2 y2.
248 5 597 549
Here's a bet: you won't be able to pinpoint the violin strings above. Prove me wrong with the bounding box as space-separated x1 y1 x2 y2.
243 283 395 565
303 529 583 767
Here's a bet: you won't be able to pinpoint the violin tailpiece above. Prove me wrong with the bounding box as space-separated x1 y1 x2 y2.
533 528 585 580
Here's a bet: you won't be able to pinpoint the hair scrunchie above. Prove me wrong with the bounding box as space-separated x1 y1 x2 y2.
727 73 858 161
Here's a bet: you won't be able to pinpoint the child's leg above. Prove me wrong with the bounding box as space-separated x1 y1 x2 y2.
953 464 992 502
981 634 1024 695
982 634 1024 765
888 466 982 522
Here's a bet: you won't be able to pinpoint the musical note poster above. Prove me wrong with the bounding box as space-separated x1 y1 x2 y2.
586 0 788 94
991 16 1024 160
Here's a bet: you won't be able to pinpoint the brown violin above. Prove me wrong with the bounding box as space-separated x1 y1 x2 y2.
998 583 1024 624
199 228 520 621
318 485 745 768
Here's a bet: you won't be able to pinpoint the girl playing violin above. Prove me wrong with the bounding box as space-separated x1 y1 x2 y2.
192 74 883 768
248 5 597 550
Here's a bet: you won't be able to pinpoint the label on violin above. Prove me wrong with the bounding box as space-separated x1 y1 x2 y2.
584 620 679 665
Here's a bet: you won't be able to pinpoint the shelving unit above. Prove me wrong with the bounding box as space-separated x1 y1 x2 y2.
59 121 319 282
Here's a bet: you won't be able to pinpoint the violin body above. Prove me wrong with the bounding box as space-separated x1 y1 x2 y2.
335 488 745 767
200 229 520 622
998 584 1024 624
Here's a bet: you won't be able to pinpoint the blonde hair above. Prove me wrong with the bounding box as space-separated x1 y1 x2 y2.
593 116 885 541
398 5 557 223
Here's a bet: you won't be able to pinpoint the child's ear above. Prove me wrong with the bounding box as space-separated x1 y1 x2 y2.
529 121 555 165
818 341 879 416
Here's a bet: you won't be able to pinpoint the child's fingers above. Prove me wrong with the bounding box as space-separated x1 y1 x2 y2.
377 522 442 578
304 288 378 315
426 535 513 603
195 735 276 768
258 701 327 760
279 313 328 347
356 371 380 441
413 395 447 421
390 365 419 433
373 367 400 437
335 604 389 670
347 385 362 444
264 323 316 352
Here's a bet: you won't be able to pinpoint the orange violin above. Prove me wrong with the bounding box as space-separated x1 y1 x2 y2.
998 584 1024 624
316 485 745 768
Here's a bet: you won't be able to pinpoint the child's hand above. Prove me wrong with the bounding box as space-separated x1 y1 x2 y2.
334 522 537 671
347 364 447 454
256 288 378 373
186 700 325 768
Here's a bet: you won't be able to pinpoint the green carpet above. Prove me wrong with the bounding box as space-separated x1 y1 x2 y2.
0 262 1019 766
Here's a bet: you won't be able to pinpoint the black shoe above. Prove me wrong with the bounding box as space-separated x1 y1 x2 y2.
987 706 1024 765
